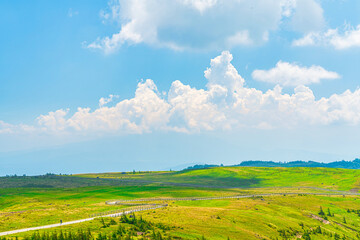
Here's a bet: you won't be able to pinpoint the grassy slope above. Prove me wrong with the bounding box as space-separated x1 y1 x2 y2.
2 167 360 239
173 167 360 190
78 167 360 191
9 194 360 240
0 185 240 232
146 194 360 239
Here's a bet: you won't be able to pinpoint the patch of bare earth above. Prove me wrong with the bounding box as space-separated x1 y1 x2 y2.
309 214 330 224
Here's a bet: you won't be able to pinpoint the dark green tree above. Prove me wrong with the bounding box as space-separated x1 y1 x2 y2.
327 208 332 216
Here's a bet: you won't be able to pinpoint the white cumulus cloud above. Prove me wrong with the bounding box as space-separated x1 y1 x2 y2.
293 24 360 49
86 0 325 53
252 61 340 86
2 51 360 137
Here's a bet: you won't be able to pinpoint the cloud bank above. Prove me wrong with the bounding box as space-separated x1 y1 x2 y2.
1 51 360 136
87 0 325 53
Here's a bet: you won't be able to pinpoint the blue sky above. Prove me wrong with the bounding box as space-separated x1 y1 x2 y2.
1 0 360 175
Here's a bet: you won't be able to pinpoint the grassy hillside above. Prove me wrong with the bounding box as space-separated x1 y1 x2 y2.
78 167 360 191
0 185 239 232
173 167 360 190
7 194 360 240
1 167 360 239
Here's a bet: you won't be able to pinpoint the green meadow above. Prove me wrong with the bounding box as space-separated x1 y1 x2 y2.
78 167 360 191
1 167 360 239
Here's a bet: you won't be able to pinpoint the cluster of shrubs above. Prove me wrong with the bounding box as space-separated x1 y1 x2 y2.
318 206 335 220
347 208 360 217
275 210 360 240
118 214 171 232
0 214 177 240
276 225 351 240
97 214 175 239
319 206 360 225
275 211 360 240
0 229 92 240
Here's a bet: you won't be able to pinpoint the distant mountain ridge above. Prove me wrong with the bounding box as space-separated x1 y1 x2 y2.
184 159 360 170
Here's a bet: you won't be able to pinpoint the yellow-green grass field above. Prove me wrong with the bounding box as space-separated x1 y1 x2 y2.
77 167 360 191
1 167 360 239
0 185 242 232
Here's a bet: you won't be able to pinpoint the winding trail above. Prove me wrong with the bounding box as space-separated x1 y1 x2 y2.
0 206 165 237
1 191 359 237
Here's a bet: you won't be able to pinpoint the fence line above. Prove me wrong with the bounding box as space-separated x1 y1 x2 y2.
92 191 360 218
105 191 360 206
89 204 167 218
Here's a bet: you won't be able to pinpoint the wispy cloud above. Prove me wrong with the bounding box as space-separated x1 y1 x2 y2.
68 8 79 18
252 61 340 86
293 24 360 49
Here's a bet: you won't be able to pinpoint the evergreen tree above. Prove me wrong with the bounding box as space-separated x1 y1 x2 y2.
327 208 332 216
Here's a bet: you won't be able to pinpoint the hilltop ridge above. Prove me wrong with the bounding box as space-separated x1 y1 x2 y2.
185 158 360 170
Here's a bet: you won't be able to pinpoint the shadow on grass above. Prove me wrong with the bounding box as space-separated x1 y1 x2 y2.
168 175 263 188
0 175 146 189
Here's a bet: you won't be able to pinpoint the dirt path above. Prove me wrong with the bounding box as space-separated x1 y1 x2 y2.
0 206 164 237
0 217 95 237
